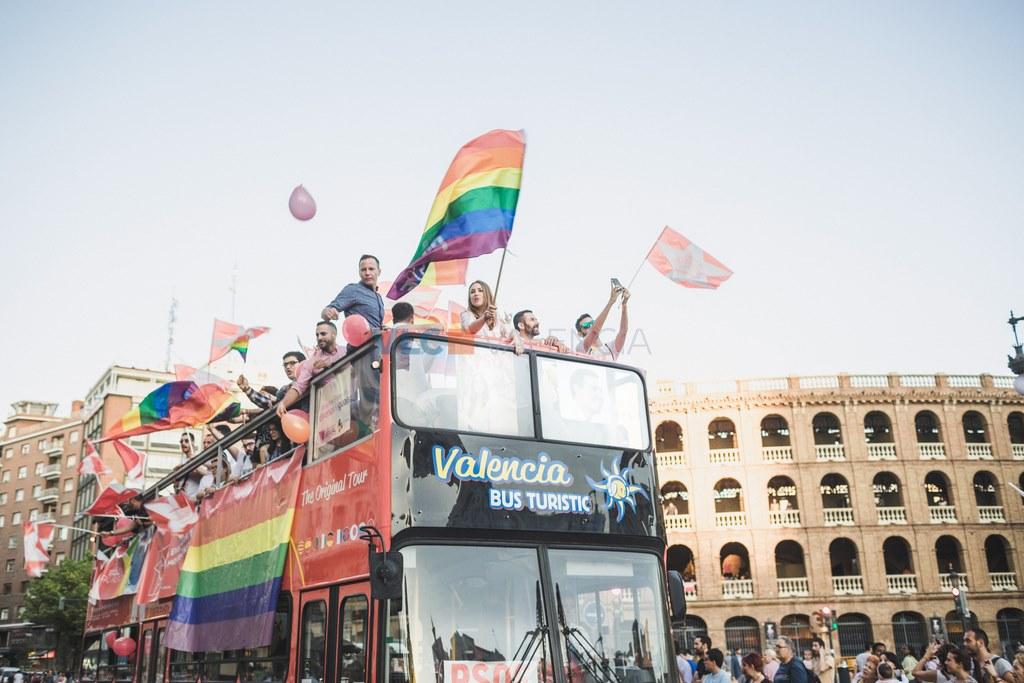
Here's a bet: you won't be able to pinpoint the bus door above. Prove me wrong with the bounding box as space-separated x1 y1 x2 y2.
298 584 372 683
298 589 333 683
137 621 167 683
336 584 371 683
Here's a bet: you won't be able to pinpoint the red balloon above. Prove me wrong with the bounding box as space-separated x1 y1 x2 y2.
342 314 372 347
288 185 316 221
105 632 118 648
112 637 136 656
281 412 310 444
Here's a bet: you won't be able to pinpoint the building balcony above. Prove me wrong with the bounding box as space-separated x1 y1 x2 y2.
918 443 946 460
762 446 793 463
867 443 898 461
665 514 692 531
35 487 59 503
990 572 1018 591
887 575 918 594
40 464 61 480
928 505 957 524
940 574 968 591
657 451 686 467
43 443 62 456
715 512 747 529
832 576 864 595
877 506 907 525
722 579 754 599
708 448 740 464
815 444 846 462
823 508 855 526
769 509 802 527
978 506 1005 523
1012 444 1024 460
36 511 55 523
966 444 993 460
777 577 810 597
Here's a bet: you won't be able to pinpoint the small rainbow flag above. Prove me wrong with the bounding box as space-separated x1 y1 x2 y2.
388 129 525 299
164 451 302 652
210 319 270 363
103 381 234 441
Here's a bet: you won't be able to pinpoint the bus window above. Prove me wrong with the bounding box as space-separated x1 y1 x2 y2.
536 356 649 450
392 336 534 438
385 546 548 683
112 626 139 683
154 628 165 683
300 600 327 683
81 634 100 683
139 630 152 683
313 354 380 461
548 549 672 683
339 595 368 683
169 650 205 683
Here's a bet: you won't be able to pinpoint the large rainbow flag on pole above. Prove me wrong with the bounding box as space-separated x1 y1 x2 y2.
163 451 302 652
388 129 526 299
102 381 234 441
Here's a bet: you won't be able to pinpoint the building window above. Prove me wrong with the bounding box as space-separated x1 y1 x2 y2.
4 448 12 459
0 608 8 620
7 537 16 549
59 527 68 540
61 502 71 516
34 462 43 476
66 455 77 468
70 431 79 443
0 493 7 505
64 479 73 492
14 490 23 502
0 515 4 528
21 444 29 455
1 471 9 483
10 512 20 525
28 509 38 522
4 560 14 573
1 584 9 595
31 485 41 498
17 466 27 479
55 552 65 565
16 607 24 619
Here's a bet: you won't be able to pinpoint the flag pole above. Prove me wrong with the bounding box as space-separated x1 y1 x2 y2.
626 227 666 290
492 248 510 304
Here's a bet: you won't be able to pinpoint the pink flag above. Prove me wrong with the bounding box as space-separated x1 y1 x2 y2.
646 226 733 289
86 482 139 517
23 522 54 577
111 441 146 489
78 441 112 479
378 280 442 325
209 319 270 363
447 299 467 331
136 526 193 605
145 493 198 534
174 364 231 390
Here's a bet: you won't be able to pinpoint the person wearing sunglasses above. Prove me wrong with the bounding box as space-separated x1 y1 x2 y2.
575 283 630 360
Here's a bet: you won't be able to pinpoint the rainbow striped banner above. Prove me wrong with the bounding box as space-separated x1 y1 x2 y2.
163 451 302 652
388 129 525 299
103 381 234 441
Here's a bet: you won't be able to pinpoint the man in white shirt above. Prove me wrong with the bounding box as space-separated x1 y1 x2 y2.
575 286 630 360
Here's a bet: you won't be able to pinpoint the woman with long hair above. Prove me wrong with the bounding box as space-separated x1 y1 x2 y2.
741 652 765 683
461 280 512 339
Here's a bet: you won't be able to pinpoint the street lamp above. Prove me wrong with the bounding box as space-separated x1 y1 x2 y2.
1007 310 1024 396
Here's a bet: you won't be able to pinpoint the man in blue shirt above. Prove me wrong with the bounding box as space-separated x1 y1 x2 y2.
322 254 385 330
702 649 731 683
774 638 809 683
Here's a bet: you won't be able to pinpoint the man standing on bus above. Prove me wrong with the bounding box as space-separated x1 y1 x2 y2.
321 254 386 330
277 321 345 416
513 309 569 352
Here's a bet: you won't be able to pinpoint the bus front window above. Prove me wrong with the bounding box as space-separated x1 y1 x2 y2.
386 546 550 683
548 550 672 683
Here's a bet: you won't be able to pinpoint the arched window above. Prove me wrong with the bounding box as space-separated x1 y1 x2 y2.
1009 412 1024 444
996 608 1024 657
675 615 707 651
924 472 954 506
767 476 799 511
962 411 988 444
837 613 873 657
820 474 852 509
892 612 927 657
872 472 904 507
724 616 761 653
984 535 1014 573
813 412 843 445
864 411 894 443
667 545 696 582
761 415 791 447
708 418 737 450
829 538 860 577
714 479 744 514
945 609 979 644
656 421 683 452
973 471 1001 507
780 614 813 655
660 481 689 516
775 540 807 578
883 537 914 575
935 535 965 574
720 542 751 580
915 411 942 443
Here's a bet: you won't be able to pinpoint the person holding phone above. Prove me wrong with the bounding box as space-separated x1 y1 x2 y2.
575 281 631 360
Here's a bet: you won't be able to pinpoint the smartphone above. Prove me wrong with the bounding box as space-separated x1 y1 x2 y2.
610 277 623 290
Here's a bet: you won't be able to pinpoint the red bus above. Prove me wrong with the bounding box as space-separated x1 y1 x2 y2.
81 329 685 683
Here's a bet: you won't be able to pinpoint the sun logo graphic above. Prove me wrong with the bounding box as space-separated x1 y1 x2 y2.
586 460 648 522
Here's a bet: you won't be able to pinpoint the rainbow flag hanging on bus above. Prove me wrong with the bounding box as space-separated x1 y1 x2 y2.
388 129 526 299
163 451 302 652
102 381 234 441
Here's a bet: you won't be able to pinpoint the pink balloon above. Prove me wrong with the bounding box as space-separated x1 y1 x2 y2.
342 314 372 347
105 632 118 648
288 184 317 221
281 412 311 444
112 637 136 657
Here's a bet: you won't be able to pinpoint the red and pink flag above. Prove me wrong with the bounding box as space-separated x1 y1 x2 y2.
23 522 54 578
145 493 199 534
646 226 733 289
86 482 139 517
174 364 231 390
111 440 146 489
209 320 270 363
78 441 112 480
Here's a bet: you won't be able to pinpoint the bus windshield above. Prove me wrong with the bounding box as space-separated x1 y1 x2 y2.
392 335 649 449
384 546 672 683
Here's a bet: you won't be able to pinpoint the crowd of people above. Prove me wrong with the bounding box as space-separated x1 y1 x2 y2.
0 670 71 683
675 630 1024 683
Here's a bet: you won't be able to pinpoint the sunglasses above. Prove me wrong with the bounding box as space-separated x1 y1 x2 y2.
580 320 594 331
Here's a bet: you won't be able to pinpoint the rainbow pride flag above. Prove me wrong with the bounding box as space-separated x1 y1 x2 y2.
163 451 302 652
388 129 525 299
103 381 234 441
209 319 270 363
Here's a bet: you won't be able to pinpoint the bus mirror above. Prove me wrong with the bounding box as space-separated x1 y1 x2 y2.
667 570 687 621
369 550 404 600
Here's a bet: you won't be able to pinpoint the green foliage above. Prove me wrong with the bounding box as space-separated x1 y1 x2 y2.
23 559 92 667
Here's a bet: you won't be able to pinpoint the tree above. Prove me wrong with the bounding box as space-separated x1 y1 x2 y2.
23 559 91 671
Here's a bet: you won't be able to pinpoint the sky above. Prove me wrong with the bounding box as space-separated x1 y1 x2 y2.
1 2 1022 416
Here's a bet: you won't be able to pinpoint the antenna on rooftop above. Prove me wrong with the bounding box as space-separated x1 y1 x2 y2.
165 297 178 372
229 260 238 320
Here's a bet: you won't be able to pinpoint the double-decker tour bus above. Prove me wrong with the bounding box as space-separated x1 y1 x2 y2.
80 326 685 683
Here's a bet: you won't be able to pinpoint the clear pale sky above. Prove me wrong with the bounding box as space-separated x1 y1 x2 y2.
1 2 1021 415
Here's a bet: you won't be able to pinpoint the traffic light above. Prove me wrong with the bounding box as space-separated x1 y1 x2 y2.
822 607 838 632
951 586 969 619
